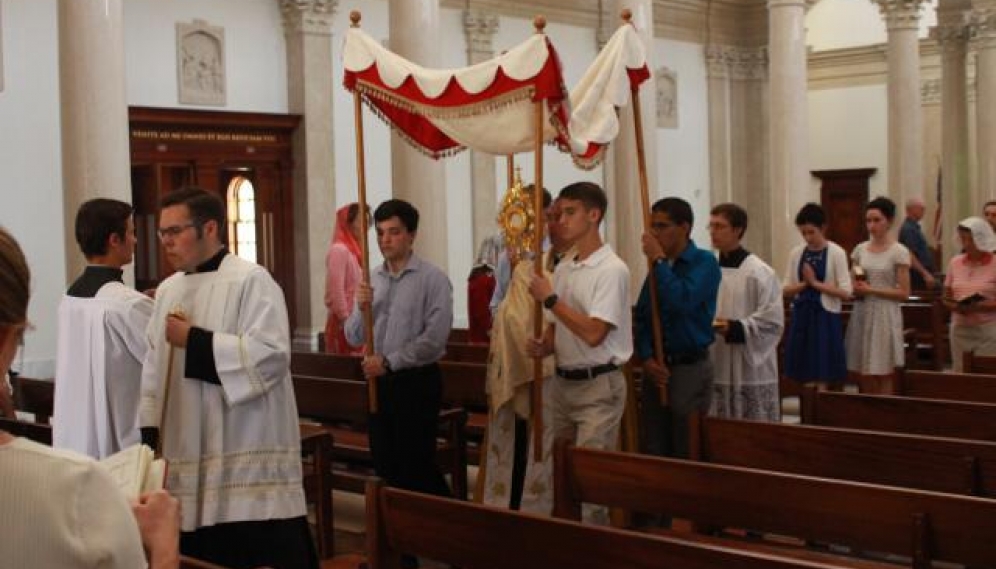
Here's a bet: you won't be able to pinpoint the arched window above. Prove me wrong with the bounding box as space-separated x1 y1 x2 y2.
226 176 257 263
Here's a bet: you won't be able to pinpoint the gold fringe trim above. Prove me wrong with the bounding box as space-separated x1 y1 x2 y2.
357 94 467 159
355 80 537 121
347 79 611 168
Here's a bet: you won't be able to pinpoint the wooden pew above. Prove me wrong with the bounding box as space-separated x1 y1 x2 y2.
291 351 490 463
0 416 52 445
963 351 996 374
364 478 851 569
553 441 996 568
293 374 468 499
448 328 470 343
12 376 54 423
800 384 996 442
291 351 363 378
898 369 996 404
690 414 996 497
444 341 489 364
901 301 946 370
298 425 335 559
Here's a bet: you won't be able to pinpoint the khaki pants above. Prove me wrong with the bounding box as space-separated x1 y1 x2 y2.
950 321 996 372
550 369 626 525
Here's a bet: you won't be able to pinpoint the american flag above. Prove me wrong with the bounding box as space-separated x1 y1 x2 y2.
932 165 943 248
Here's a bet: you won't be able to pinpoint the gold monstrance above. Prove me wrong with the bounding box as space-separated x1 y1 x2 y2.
496 167 539 265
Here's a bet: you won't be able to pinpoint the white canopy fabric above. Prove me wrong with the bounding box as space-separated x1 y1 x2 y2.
342 23 650 168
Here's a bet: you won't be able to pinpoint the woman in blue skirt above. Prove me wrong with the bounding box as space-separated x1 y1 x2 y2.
783 203 853 386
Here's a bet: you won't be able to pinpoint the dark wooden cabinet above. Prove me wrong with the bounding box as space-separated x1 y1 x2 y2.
128 107 301 326
812 168 877 257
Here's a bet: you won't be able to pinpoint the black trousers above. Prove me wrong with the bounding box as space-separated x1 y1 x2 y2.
180 516 318 569
368 363 451 497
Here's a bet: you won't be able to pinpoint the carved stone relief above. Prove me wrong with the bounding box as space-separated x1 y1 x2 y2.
177 20 226 106
656 67 678 128
921 78 941 105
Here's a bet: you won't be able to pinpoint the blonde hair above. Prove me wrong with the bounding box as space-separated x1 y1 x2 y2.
0 227 30 327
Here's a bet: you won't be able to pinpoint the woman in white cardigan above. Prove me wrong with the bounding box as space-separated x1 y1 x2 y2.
783 203 853 387
0 226 180 569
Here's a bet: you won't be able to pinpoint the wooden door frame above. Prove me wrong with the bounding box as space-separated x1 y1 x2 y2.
128 106 301 326
812 167 877 257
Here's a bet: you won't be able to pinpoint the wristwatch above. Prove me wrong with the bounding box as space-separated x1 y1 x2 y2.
382 355 393 373
543 293 559 310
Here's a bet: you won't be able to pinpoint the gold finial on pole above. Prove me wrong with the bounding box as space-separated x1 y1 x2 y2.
350 10 361 28
621 8 633 23
534 15 547 33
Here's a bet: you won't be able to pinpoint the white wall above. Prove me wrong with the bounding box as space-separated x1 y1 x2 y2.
124 0 288 112
0 0 63 377
655 38 711 245
807 0 937 52
808 84 889 194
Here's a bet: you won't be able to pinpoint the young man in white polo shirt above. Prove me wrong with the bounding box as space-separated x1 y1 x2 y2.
528 181 632 524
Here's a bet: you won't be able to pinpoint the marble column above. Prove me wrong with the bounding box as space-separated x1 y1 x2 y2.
280 0 337 348
933 6 972 262
970 0 996 200
875 0 927 207
768 0 811 278
609 0 659 299
706 46 734 207
57 0 132 283
389 0 448 271
464 10 500 254
706 45 771 260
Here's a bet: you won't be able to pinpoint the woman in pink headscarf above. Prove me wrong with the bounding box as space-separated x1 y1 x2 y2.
324 203 366 354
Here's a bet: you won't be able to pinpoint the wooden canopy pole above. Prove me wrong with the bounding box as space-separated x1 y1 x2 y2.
623 9 667 405
155 307 185 457
531 15 547 462
351 10 377 413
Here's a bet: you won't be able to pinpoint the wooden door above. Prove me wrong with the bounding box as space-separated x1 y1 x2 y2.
131 163 196 292
813 168 877 257
129 107 300 325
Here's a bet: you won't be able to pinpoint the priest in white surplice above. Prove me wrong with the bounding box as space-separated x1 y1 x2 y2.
139 188 316 569
708 203 783 421
54 199 152 459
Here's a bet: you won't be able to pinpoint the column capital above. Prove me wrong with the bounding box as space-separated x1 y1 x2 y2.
967 6 996 47
705 45 768 80
463 9 499 61
931 22 972 49
279 0 337 36
872 0 926 31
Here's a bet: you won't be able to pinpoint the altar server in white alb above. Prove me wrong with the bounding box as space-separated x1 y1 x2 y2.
139 187 316 569
54 198 152 459
707 203 784 421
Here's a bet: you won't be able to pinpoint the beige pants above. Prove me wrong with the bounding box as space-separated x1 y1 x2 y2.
550 369 627 525
950 321 996 372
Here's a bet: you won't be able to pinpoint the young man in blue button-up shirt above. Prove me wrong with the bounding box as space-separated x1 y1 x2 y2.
635 197 720 461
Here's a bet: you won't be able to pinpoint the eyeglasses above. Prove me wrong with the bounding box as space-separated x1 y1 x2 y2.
157 223 196 241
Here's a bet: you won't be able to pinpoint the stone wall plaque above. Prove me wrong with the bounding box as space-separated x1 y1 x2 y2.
177 19 226 106
656 67 678 129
